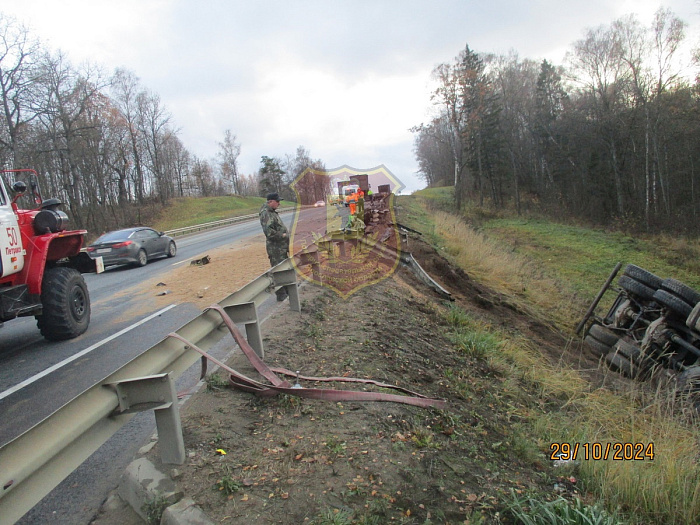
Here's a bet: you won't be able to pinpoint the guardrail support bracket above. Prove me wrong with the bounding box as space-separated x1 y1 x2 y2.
106 373 185 465
223 302 264 358
273 268 300 312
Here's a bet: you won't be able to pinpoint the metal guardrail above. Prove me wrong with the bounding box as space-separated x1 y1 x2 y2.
0 259 300 525
163 206 296 237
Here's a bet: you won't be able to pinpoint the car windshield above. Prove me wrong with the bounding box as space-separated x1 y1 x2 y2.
95 230 134 243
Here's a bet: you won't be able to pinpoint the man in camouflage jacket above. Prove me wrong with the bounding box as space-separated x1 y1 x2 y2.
259 192 289 300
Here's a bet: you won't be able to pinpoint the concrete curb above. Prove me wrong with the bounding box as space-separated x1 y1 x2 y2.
118 456 214 524
161 498 215 525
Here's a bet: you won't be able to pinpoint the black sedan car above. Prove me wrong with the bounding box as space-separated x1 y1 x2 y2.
86 227 177 268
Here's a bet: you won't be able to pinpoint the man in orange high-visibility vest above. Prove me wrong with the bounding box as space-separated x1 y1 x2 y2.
349 189 358 215
357 188 365 219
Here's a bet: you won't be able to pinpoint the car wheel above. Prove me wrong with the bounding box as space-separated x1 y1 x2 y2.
36 267 90 341
653 289 693 319
167 241 177 258
623 264 662 290
136 249 148 267
618 275 656 302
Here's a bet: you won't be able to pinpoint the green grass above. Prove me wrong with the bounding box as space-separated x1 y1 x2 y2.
152 195 267 231
505 492 624 525
481 217 700 299
215 467 242 496
141 495 171 525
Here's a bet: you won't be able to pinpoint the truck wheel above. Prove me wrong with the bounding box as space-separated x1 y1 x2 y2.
660 278 700 307
584 323 618 357
676 366 700 394
613 339 653 378
37 267 90 341
588 323 620 346
136 249 148 267
584 335 610 357
618 275 656 302
605 351 637 378
623 264 662 290
653 289 693 319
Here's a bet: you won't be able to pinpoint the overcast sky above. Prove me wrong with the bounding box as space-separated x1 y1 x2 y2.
2 1 699 193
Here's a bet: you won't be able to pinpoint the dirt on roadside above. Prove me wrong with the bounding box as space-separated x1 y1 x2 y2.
88 219 609 525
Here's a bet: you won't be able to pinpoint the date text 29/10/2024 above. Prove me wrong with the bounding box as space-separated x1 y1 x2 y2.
549 442 654 461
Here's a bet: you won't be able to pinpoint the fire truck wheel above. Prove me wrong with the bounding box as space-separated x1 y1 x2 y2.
37 267 90 341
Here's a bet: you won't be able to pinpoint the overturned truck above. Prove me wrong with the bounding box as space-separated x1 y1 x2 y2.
578 263 700 397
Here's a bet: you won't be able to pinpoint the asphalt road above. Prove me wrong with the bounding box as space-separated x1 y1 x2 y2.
0 211 297 525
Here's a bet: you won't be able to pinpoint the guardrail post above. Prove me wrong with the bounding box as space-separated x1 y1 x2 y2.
272 268 300 312
223 302 264 358
106 373 185 465
297 247 321 282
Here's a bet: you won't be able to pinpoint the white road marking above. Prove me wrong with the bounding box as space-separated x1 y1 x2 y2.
0 304 178 401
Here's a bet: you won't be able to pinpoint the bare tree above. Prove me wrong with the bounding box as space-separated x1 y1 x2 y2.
33 50 109 225
412 115 455 187
0 14 41 167
217 129 241 194
136 89 174 203
111 68 148 203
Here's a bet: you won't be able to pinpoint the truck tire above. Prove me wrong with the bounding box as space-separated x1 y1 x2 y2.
623 264 662 290
584 335 610 357
618 275 656 302
605 351 637 378
588 323 620 346
660 278 700 307
613 339 642 362
676 366 700 394
36 267 90 341
584 323 618 357
653 289 693 319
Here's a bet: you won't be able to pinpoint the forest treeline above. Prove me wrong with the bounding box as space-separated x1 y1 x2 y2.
3 9 698 236
0 14 325 234
413 8 700 234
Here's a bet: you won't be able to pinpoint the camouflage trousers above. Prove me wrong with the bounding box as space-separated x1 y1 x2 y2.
267 241 289 299
266 241 289 267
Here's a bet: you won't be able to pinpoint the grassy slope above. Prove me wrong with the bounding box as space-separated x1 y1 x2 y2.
151 195 267 231
408 187 700 323
397 187 700 525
